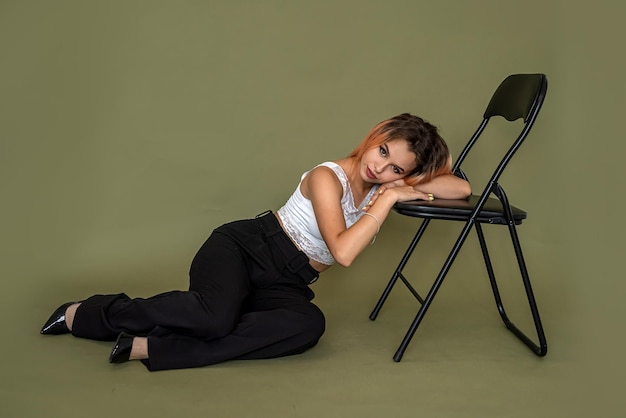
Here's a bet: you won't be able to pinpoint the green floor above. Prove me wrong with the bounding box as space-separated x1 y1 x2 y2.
2 224 606 418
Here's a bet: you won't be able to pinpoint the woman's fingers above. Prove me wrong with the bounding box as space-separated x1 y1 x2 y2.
363 185 433 212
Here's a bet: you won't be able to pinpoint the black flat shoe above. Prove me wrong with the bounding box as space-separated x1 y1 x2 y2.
40 302 76 335
109 332 135 364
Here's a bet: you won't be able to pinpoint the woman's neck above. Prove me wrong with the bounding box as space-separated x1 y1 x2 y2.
336 157 370 199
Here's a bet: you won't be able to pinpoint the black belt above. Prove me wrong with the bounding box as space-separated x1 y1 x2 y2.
256 211 319 284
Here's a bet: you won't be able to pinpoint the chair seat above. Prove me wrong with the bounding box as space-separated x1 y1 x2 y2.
394 195 527 225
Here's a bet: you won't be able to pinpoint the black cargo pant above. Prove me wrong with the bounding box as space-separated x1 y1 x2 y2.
71 212 325 371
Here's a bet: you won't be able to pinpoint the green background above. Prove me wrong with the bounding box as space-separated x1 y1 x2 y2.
1 1 624 417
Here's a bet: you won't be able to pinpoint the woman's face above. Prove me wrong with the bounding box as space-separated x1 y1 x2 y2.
360 138 417 184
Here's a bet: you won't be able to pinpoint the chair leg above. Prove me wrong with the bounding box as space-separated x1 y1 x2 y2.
393 221 475 362
476 223 547 356
369 219 431 321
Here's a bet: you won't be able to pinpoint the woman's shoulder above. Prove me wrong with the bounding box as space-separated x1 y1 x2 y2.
301 161 346 199
316 161 341 170
313 161 349 182
306 162 344 185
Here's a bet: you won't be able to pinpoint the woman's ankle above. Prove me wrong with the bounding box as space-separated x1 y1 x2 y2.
65 303 81 331
129 337 149 360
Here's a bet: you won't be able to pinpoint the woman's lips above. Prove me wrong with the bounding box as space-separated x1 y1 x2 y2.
366 167 377 180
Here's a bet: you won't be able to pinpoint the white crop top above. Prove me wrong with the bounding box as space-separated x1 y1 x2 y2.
277 162 380 265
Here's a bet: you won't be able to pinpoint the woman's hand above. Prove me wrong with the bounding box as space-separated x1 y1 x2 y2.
363 181 432 211
364 172 472 211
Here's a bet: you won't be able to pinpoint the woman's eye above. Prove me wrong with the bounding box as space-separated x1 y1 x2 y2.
379 146 387 156
392 166 400 174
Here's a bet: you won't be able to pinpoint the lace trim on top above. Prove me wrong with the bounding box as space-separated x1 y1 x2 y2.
277 162 379 265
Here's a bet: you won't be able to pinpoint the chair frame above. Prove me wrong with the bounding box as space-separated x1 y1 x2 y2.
369 74 549 362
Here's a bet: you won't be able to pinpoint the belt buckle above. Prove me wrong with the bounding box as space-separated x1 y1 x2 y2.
285 252 320 285
286 253 318 285
285 252 308 274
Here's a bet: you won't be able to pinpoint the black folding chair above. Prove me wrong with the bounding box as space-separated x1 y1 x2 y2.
369 73 548 362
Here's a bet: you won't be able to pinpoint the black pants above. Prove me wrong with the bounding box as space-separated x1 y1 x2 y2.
71 212 325 371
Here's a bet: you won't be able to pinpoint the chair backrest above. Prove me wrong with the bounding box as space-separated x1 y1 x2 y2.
454 74 548 174
484 74 547 122
452 73 548 217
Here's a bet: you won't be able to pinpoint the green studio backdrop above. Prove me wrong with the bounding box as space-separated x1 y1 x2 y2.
0 1 624 417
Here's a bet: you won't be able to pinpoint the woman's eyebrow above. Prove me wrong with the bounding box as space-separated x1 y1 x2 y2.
384 144 406 173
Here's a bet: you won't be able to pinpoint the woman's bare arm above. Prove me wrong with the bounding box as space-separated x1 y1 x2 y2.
365 174 471 210
304 166 427 267
412 174 471 199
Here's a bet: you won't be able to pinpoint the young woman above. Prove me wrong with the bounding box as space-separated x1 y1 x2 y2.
40 113 471 371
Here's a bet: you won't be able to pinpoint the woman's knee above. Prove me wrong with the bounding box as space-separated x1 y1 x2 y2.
294 303 326 342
